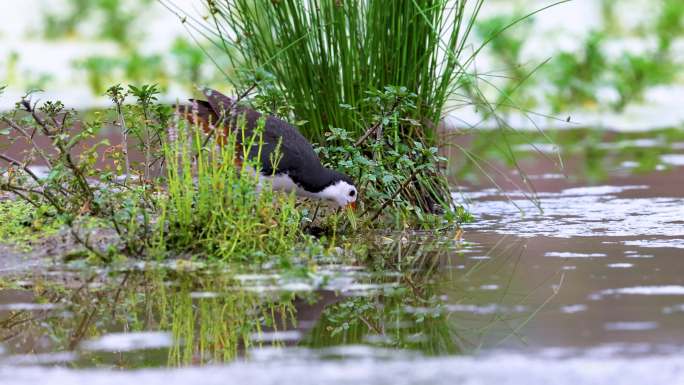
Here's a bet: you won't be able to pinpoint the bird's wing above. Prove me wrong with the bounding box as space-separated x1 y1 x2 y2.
250 116 321 176
180 88 322 178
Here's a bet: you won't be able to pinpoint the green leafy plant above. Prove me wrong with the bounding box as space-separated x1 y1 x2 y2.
77 57 119 94
126 84 171 181
0 200 62 251
540 2 682 113
655 0 684 53
0 93 157 259
77 53 169 94
316 86 462 227
171 37 208 88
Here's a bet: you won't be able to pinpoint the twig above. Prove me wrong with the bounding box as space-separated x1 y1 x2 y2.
366 168 419 222
21 98 51 135
1 117 53 168
104 91 131 186
111 272 130 319
0 184 41 208
354 120 382 147
354 98 402 147
237 83 258 102
0 153 44 183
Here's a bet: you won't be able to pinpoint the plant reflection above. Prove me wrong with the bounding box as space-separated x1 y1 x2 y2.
0 232 541 368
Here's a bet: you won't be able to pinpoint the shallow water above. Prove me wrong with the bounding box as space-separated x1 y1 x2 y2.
2 130 684 384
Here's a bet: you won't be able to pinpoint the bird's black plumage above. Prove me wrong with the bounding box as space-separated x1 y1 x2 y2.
188 89 353 193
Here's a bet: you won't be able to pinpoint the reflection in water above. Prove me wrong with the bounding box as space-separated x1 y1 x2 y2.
0 233 542 368
0 269 299 367
451 133 684 355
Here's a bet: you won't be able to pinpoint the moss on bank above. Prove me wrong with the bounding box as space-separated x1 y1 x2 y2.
0 200 63 252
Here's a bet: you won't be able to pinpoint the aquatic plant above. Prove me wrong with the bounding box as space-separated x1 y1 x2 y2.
171 37 210 89
611 53 676 112
175 0 483 142
655 0 684 53
76 53 170 95
539 2 681 113
475 13 538 112
315 86 464 227
0 94 159 259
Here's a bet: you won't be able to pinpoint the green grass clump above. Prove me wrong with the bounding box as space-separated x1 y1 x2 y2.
190 0 481 143
158 117 304 262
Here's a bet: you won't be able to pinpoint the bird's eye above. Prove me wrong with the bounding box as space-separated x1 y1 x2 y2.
349 190 356 197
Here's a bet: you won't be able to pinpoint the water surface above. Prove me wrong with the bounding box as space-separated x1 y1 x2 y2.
2 129 684 384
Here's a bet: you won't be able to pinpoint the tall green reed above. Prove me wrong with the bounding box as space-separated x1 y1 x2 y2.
165 0 484 143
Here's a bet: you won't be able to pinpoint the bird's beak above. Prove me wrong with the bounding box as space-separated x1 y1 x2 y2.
345 201 357 210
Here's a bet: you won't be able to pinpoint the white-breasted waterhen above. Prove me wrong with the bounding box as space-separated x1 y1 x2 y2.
180 88 358 209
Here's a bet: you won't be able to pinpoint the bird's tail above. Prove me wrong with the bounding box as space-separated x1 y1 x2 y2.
174 88 235 145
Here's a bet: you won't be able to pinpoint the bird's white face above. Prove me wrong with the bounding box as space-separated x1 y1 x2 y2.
317 180 358 209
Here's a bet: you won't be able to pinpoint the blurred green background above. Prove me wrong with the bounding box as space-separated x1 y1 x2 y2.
0 0 683 131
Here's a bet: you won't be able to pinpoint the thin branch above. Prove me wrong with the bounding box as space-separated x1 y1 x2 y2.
1 117 54 168
0 153 44 183
366 168 419 222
